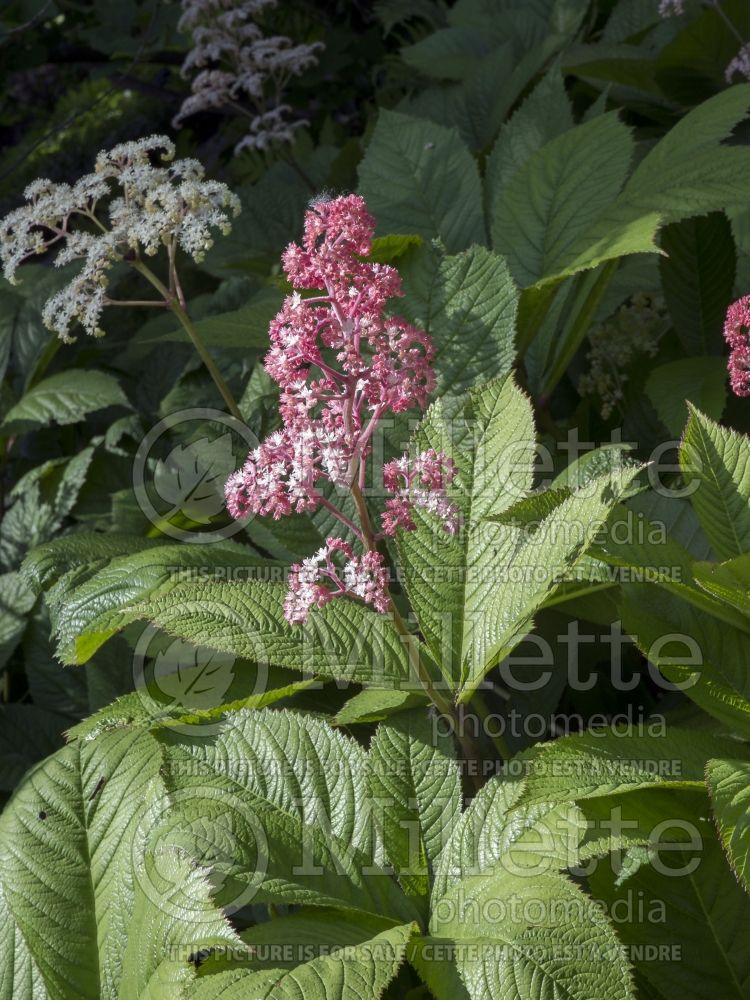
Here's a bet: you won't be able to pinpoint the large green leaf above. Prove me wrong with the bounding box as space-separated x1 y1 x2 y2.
368 708 461 904
490 112 649 287
485 69 574 221
658 213 737 354
0 729 167 999
619 84 750 224
358 110 486 252
430 868 634 1000
622 587 750 734
680 406 750 560
122 579 415 686
590 835 750 1000
154 709 419 923
187 920 414 999
517 725 736 805
1 370 130 435
399 376 637 700
38 539 278 665
398 243 518 397
397 375 535 691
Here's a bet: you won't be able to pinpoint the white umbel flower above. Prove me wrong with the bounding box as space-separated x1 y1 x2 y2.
0 135 240 341
174 0 323 155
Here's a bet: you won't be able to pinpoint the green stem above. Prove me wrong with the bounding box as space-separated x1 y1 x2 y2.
132 261 243 421
350 478 483 787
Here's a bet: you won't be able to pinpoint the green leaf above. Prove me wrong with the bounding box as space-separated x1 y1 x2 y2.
398 243 518 397
1 370 130 435
187 921 415 1000
21 532 163 594
122 579 415 686
432 868 634 1000
368 708 461 903
155 709 418 923
399 376 637 699
0 571 35 670
334 688 429 726
658 213 737 354
622 587 750 734
620 84 750 224
490 112 644 287
431 776 585 902
645 357 727 438
706 757 750 893
485 69 574 220
680 405 750 560
518 725 734 804
358 110 485 252
0 729 168 999
397 375 535 691
590 834 750 1000
41 539 278 665
120 851 239 1000
694 554 750 619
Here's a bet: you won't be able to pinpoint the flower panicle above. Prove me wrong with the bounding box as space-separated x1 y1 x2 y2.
225 193 459 623
0 135 240 341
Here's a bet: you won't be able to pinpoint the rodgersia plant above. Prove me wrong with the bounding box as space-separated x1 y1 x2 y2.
0 135 243 417
174 0 323 154
225 194 459 624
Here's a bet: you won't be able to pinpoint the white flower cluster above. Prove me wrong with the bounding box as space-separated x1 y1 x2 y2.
726 43 750 83
174 0 323 154
0 135 240 341
657 0 684 15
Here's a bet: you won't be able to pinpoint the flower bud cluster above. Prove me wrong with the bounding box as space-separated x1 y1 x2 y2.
225 194 458 622
724 295 750 397
174 0 323 154
0 135 240 341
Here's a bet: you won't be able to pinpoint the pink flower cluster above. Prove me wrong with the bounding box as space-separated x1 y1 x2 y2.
382 449 459 536
283 539 389 624
724 295 750 397
225 194 459 623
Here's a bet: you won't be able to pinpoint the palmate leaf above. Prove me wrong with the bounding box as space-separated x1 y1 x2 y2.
358 110 486 252
706 757 750 893
418 770 632 1000
154 710 419 924
680 405 750 560
398 375 637 701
